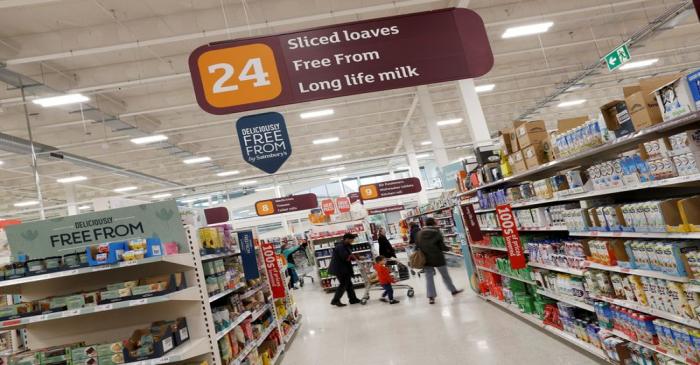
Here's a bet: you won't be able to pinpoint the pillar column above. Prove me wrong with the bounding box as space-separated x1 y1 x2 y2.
417 86 450 166
65 184 78 216
402 128 428 205
457 79 492 147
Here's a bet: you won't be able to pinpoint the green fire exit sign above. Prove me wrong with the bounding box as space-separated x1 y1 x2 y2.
605 44 631 71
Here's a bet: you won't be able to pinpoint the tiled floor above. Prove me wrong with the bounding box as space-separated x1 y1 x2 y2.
281 267 604 365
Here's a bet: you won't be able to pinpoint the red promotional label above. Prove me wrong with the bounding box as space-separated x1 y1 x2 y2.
335 197 351 213
495 204 526 270
461 204 483 243
261 242 285 299
367 205 405 215
255 193 318 216
359 177 421 201
321 199 336 215
348 192 361 204
189 8 493 115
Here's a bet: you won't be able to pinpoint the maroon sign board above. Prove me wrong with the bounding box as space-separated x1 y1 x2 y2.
695 0 700 21
460 204 483 242
495 204 526 270
348 192 361 204
203 206 230 225
255 193 318 216
367 205 405 215
189 8 494 115
359 177 422 201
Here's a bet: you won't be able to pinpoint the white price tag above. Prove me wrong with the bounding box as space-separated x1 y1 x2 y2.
61 269 79 277
62 309 81 317
157 357 170 364
129 299 148 306
179 328 189 341
91 266 110 272
119 260 138 267
29 315 45 323
94 304 113 312
161 337 174 353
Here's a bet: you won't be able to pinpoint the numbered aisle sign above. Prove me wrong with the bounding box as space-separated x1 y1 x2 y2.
236 112 291 174
359 177 421 201
255 193 318 216
189 8 493 115
495 204 526 269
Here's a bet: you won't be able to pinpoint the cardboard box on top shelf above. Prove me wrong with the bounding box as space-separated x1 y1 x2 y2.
522 142 548 170
600 100 635 138
508 150 527 174
499 128 516 155
623 74 681 131
556 116 588 132
509 121 526 153
542 132 557 161
652 73 697 122
515 120 548 148
679 195 700 232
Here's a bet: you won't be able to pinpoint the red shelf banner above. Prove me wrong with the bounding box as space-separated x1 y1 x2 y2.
261 242 286 299
495 204 526 270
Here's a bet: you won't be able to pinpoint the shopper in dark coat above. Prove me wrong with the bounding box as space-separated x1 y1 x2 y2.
328 233 361 307
408 223 421 245
416 218 463 304
377 228 396 259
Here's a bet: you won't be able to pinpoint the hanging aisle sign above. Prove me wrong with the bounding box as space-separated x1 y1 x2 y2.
359 177 421 201
189 8 493 115
261 242 285 299
236 112 291 174
255 193 318 216
461 204 483 243
495 204 526 270
237 230 260 280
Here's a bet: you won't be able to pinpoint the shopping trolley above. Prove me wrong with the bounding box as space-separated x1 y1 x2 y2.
357 259 415 305
290 244 315 287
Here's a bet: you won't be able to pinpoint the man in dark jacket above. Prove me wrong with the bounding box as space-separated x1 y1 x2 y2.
328 233 361 307
416 218 463 304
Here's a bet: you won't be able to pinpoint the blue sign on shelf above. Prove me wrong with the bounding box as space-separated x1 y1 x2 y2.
236 112 291 174
238 230 260 280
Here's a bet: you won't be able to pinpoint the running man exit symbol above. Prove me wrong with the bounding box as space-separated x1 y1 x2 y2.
605 44 631 71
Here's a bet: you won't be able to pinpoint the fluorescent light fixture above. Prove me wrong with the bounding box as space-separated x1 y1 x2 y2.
330 176 348 181
78 205 91 210
557 99 587 108
475 84 496 93
239 210 250 213
416 153 431 159
502 21 554 39
436 118 463 126
216 170 240 177
618 58 659 70
152 193 173 199
13 200 38 207
180 198 199 203
313 137 339 145
300 109 334 119
421 141 432 146
56 176 87 184
327 166 345 172
255 186 276 192
131 134 168 145
321 154 342 161
113 186 138 193
239 180 258 186
32 93 89 107
0 161 3 165
183 156 211 164
395 165 410 170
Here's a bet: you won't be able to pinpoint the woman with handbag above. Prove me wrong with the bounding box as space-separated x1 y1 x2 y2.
415 218 463 304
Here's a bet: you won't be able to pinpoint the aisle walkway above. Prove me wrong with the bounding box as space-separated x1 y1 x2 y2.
282 267 604 365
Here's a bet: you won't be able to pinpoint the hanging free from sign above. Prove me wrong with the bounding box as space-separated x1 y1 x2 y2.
240 123 287 161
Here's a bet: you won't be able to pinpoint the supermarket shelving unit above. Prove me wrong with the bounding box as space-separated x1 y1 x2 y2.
404 206 462 255
458 111 700 364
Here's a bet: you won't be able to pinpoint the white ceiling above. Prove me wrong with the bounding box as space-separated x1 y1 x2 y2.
1 0 699 220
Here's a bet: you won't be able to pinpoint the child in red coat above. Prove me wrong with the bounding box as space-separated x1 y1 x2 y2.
374 256 399 304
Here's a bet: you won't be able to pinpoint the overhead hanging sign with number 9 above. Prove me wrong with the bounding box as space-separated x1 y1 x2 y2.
359 177 421 201
189 8 493 115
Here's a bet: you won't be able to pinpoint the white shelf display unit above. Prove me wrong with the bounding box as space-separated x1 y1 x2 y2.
0 202 217 365
308 220 372 291
403 206 462 256
457 112 700 364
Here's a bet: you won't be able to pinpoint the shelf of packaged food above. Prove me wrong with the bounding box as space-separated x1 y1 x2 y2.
256 321 277 346
215 310 252 341
201 250 241 261
405 206 452 219
230 340 257 365
208 282 247 303
445 252 463 258
241 284 267 300
314 241 368 252
475 266 535 285
528 262 585 276
480 226 568 232
569 231 700 239
583 261 689 283
535 288 594 311
457 111 700 196
251 304 270 321
479 295 611 363
136 336 211 365
686 284 700 293
283 320 301 344
270 344 285 365
470 245 508 252
600 328 696 365
0 253 194 293
0 286 200 330
588 293 700 329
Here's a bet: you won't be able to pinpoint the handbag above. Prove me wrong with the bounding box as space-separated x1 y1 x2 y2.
408 249 426 269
